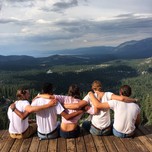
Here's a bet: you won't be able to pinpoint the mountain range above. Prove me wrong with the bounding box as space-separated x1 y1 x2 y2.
0 37 152 69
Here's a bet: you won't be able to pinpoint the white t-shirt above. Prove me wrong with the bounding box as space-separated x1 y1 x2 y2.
7 100 30 134
108 100 140 134
31 98 64 134
83 92 113 130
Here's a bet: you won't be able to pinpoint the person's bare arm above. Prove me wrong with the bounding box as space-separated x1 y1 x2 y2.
32 94 55 102
85 105 99 114
135 113 140 128
10 103 29 120
64 100 88 110
61 110 84 120
89 92 110 109
111 94 138 103
25 99 57 113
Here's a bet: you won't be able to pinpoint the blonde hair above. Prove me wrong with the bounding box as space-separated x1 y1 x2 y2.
91 80 102 91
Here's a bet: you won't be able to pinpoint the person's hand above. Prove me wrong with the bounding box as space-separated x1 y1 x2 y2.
10 103 16 111
84 105 91 111
48 99 57 107
88 91 94 97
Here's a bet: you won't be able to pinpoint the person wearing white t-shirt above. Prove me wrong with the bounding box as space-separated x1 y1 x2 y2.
89 85 140 138
8 87 56 139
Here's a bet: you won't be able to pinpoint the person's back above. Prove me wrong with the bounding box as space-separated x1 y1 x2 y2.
8 99 29 134
108 85 140 137
55 84 84 138
91 92 112 130
82 80 113 135
31 83 64 140
31 97 64 134
108 101 140 134
7 88 37 139
56 95 82 125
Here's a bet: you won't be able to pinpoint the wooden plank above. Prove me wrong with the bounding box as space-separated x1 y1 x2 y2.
28 136 40 152
0 130 7 150
0 137 15 152
110 136 128 152
66 138 76 152
130 135 149 152
102 136 118 152
92 135 107 152
138 126 152 143
136 129 152 152
83 129 97 152
57 137 66 152
0 130 15 152
0 130 5 137
75 132 86 152
120 137 141 152
38 139 49 152
9 139 24 152
19 138 32 152
48 139 57 152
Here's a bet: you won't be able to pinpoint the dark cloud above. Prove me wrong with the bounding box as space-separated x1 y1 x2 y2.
5 0 35 7
53 15 152 40
116 13 135 18
41 0 78 12
0 18 20 24
0 18 33 26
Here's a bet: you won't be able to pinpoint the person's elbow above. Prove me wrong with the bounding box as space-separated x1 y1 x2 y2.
20 116 25 120
25 107 33 113
95 103 101 109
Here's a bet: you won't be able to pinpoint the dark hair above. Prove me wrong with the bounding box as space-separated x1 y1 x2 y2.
120 85 132 97
16 87 29 100
42 82 53 94
68 84 80 99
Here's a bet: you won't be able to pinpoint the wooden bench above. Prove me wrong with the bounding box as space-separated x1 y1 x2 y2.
0 125 152 152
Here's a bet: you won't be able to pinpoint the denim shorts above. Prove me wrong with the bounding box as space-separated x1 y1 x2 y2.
113 128 134 138
82 121 112 136
60 125 80 138
38 126 59 140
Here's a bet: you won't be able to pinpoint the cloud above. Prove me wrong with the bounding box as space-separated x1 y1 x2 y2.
0 0 152 56
5 0 35 7
40 0 78 12
0 0 3 12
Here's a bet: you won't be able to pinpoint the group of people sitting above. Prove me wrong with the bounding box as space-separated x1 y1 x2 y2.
7 80 140 140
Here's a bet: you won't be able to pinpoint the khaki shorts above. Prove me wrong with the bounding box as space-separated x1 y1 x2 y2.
10 123 37 139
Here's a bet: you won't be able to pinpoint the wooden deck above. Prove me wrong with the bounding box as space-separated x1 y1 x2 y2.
0 125 152 152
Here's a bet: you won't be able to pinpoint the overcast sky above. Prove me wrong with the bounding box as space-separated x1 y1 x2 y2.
0 0 152 57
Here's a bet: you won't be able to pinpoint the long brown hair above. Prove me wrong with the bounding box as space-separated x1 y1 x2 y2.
68 84 80 99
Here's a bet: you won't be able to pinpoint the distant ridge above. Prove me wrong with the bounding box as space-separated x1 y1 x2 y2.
45 37 152 59
114 37 152 59
0 38 152 64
